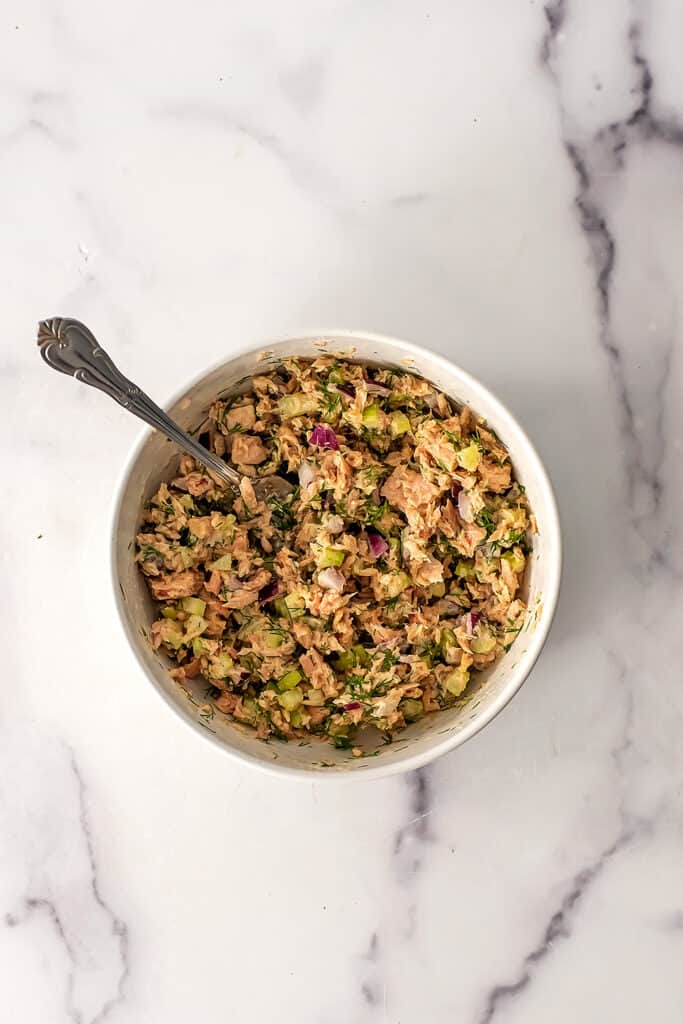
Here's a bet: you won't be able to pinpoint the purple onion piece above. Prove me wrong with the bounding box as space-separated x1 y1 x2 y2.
325 514 345 535
367 529 389 558
451 481 463 500
364 380 391 396
259 579 280 604
318 567 345 592
336 383 355 397
309 425 339 450
344 701 361 711
464 610 479 636
298 460 315 489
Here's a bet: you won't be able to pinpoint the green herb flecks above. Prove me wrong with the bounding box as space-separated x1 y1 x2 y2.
380 650 399 671
139 544 164 562
268 494 297 532
365 499 389 526
475 508 496 536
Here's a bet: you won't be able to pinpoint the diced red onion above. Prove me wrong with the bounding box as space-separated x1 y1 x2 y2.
344 701 361 711
457 489 474 523
451 481 462 500
318 567 345 592
309 425 339 450
259 579 279 604
367 529 389 558
336 383 355 397
298 460 315 489
464 611 479 636
424 392 439 409
325 514 345 535
365 380 391 396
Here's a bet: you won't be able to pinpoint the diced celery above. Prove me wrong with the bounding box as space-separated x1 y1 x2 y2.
184 614 208 640
289 710 304 727
178 494 195 511
319 546 345 568
390 411 411 438
208 554 232 571
327 722 349 739
192 637 208 657
278 393 319 419
502 549 525 573
242 697 259 722
278 687 303 711
428 581 446 598
383 571 410 598
401 699 423 721
275 592 305 619
332 647 369 672
210 652 234 678
333 651 356 672
181 596 206 616
264 632 284 649
445 667 470 696
440 627 456 653
178 548 195 569
457 442 481 472
161 605 178 619
352 645 371 666
158 619 184 650
285 591 306 610
362 402 382 429
278 669 303 691
471 631 496 654
305 688 325 706
455 559 475 578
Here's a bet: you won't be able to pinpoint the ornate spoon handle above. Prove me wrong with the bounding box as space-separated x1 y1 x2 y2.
37 317 241 489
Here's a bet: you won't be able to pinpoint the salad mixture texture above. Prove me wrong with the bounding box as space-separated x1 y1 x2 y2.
136 357 533 753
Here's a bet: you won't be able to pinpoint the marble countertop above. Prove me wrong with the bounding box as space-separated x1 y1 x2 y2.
4 1 683 1021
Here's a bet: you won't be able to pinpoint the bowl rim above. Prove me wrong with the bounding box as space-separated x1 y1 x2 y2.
110 328 562 782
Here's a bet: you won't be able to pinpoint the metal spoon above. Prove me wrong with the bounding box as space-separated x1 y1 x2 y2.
36 317 294 501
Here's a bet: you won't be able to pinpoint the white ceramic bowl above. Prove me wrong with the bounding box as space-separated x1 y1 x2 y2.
111 331 561 780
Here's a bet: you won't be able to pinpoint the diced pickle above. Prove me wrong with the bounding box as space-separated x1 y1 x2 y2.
457 442 481 472
278 669 303 691
362 402 382 429
445 667 470 696
278 393 319 419
319 546 345 568
401 699 423 721
278 687 303 711
390 411 411 437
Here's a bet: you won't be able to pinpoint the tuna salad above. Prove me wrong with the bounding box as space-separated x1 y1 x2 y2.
136 357 533 753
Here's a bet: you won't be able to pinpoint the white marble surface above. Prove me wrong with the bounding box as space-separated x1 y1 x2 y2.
3 0 683 1020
